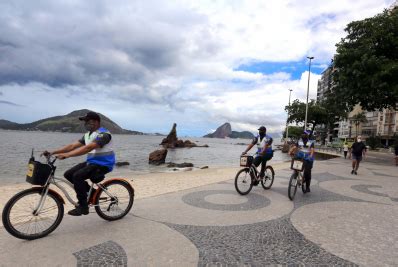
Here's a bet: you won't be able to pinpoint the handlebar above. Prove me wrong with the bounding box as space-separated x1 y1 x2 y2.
41 153 57 165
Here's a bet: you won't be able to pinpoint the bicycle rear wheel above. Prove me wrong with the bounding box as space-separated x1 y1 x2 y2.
234 168 253 195
2 188 64 240
94 179 134 221
261 166 275 190
288 172 299 200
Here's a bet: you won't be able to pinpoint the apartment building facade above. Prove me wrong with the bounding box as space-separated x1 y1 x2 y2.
317 65 397 145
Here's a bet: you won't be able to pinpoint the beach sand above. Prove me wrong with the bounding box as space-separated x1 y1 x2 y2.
0 162 290 227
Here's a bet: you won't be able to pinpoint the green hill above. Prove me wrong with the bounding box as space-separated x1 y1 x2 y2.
0 109 143 135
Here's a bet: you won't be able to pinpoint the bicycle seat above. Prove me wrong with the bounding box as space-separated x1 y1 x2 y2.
90 173 105 183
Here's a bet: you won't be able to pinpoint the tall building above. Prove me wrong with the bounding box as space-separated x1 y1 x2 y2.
316 64 334 101
316 66 397 145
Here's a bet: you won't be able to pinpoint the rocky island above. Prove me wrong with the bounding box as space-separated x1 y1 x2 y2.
203 122 254 139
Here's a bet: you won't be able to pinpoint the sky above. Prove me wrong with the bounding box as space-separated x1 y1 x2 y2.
0 0 394 137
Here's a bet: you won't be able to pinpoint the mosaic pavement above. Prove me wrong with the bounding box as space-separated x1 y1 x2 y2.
0 156 397 266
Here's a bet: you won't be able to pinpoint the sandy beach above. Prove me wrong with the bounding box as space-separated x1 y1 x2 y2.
0 162 291 227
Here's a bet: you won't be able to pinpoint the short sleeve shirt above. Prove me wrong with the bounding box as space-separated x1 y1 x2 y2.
251 135 273 146
78 132 112 148
296 139 315 149
351 142 367 156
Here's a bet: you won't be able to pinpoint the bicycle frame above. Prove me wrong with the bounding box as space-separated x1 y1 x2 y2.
33 173 115 215
292 169 304 184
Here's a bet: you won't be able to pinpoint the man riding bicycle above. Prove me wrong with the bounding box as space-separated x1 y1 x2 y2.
43 111 116 216
289 130 314 193
242 126 273 185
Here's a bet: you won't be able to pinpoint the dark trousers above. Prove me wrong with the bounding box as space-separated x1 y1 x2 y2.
303 160 313 188
253 154 272 175
344 151 348 159
64 162 109 207
253 157 266 175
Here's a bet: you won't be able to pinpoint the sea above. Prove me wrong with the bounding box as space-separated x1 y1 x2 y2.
0 130 290 185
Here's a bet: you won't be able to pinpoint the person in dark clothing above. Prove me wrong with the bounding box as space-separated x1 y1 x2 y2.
42 112 116 216
394 143 398 166
350 135 367 175
242 126 273 185
289 130 315 193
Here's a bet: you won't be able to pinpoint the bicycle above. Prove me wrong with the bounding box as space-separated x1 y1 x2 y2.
2 151 135 240
234 154 275 195
287 158 306 200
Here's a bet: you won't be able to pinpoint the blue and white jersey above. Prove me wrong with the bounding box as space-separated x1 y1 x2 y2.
296 138 315 161
252 134 273 155
83 127 116 171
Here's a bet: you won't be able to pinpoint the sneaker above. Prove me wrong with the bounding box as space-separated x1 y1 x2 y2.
351 170 354 175
354 171 358 175
253 180 259 186
68 206 89 216
306 187 311 193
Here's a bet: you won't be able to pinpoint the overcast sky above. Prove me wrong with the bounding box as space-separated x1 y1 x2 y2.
0 0 393 136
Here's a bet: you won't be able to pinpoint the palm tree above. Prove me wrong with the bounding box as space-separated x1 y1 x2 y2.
351 112 368 136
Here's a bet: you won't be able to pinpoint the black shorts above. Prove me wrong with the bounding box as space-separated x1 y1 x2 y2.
352 154 362 161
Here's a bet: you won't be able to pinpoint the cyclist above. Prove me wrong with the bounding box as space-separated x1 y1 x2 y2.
289 130 314 192
242 126 273 185
43 111 116 216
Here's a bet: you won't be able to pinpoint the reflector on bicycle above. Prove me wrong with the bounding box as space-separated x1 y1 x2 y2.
27 164 34 177
240 155 253 167
291 159 304 171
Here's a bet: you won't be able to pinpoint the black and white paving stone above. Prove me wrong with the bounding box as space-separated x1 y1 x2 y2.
167 216 357 266
181 189 270 211
1 157 396 266
73 241 127 267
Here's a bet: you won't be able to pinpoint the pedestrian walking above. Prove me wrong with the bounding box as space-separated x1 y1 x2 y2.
394 143 398 166
343 142 349 159
350 136 367 175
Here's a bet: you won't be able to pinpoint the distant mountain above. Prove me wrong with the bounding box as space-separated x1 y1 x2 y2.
229 131 255 139
204 122 232 138
203 122 255 139
0 109 144 135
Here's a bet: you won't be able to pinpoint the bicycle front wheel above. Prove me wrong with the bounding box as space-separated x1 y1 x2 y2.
288 172 299 200
2 188 64 240
95 180 134 221
234 168 253 195
261 166 275 190
301 177 307 194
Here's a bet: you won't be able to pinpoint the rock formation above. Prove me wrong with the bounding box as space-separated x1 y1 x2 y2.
160 123 178 148
204 122 255 139
115 162 130 167
166 162 194 168
204 122 232 138
160 123 208 148
148 149 168 165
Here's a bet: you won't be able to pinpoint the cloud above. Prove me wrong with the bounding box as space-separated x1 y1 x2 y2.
0 100 23 106
0 0 393 135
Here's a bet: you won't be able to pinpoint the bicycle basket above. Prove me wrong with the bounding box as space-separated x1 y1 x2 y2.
240 155 253 167
291 159 304 171
26 160 52 185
